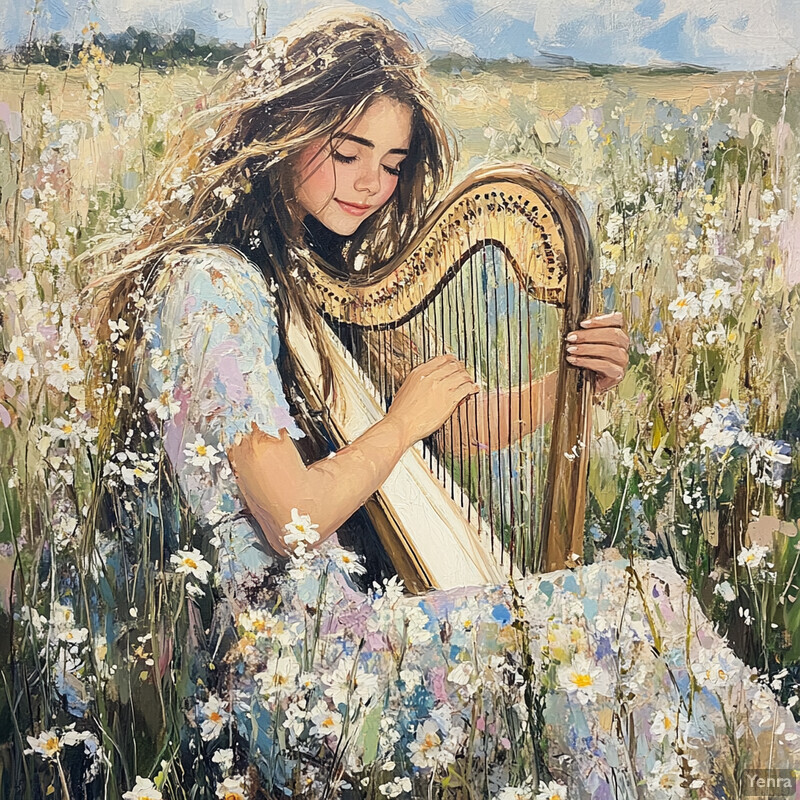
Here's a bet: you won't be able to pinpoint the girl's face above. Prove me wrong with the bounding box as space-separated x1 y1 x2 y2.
292 97 413 236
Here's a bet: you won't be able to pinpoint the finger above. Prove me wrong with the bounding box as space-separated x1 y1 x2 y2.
565 355 626 382
565 328 630 347
453 377 481 395
452 380 481 406
442 372 480 394
579 312 625 329
428 353 460 367
565 343 629 366
413 355 461 379
594 376 618 394
433 361 473 381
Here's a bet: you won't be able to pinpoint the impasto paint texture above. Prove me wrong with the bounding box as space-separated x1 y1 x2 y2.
1 2 800 799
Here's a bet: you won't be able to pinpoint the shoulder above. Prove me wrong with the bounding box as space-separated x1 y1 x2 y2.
156 244 266 295
152 244 276 321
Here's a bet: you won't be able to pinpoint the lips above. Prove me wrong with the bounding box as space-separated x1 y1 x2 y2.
335 199 372 216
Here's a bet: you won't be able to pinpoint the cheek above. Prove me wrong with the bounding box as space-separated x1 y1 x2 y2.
375 175 400 209
294 148 337 212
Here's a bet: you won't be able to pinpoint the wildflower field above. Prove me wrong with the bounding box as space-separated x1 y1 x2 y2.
1 28 800 799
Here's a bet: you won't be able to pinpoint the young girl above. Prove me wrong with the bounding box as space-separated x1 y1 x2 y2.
85 8 799 799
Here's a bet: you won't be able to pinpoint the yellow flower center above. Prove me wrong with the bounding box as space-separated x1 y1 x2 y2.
422 732 440 751
61 362 73 372
664 716 673 730
184 557 198 569
16 346 25 361
196 445 207 456
45 736 60 753
209 711 222 723
572 672 593 688
253 620 266 633
63 424 73 434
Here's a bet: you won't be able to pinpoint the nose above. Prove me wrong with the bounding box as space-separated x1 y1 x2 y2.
352 162 381 197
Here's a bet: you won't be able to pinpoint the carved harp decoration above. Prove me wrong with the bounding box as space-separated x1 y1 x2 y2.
287 164 594 593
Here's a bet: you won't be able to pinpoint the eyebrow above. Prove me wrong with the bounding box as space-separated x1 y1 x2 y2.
334 133 408 156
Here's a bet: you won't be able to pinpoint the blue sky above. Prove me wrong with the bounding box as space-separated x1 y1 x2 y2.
2 0 799 70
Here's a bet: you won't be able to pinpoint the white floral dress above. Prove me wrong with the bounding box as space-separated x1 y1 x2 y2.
137 246 800 800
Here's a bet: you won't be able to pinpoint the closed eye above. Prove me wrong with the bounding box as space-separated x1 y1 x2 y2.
332 151 403 177
332 151 357 165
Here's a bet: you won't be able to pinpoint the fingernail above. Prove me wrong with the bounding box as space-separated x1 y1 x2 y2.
567 345 578 353
566 333 578 342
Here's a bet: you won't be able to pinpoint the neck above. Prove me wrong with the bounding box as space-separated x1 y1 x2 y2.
302 214 349 271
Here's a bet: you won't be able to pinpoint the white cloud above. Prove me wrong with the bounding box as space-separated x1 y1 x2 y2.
465 0 800 68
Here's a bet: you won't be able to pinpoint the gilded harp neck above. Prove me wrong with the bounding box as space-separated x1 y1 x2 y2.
300 164 592 330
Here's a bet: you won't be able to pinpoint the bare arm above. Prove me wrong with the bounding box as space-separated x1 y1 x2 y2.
227 354 478 553
451 371 559 455
228 414 410 555
450 312 630 454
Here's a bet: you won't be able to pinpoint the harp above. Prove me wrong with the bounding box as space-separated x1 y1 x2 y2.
287 164 594 593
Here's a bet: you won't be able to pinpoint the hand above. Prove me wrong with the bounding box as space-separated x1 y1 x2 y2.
565 312 629 396
387 354 480 447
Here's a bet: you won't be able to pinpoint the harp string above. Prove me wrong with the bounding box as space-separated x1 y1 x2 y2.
340 196 566 575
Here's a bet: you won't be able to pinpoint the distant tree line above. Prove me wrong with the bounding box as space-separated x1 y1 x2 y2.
11 27 245 68
7 28 716 76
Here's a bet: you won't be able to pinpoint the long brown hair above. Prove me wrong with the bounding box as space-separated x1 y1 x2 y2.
80 8 457 427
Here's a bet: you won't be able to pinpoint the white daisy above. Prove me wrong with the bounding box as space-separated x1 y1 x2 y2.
649 709 679 741
308 700 343 739
184 435 221 471
558 653 610 705
170 548 213 583
255 653 300 696
283 508 320 553
213 185 238 208
737 544 769 569
215 776 246 800
3 336 38 382
24 729 62 759
379 776 413 797
535 781 568 800
668 286 701 320
408 719 447 770
198 695 230 741
211 747 234 774
122 777 163 800
699 278 735 314
45 352 85 393
327 546 366 576
144 380 180 421
323 658 380 708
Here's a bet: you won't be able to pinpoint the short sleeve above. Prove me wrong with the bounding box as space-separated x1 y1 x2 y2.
138 246 305 521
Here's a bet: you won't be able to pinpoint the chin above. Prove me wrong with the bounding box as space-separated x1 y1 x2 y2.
323 214 368 237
